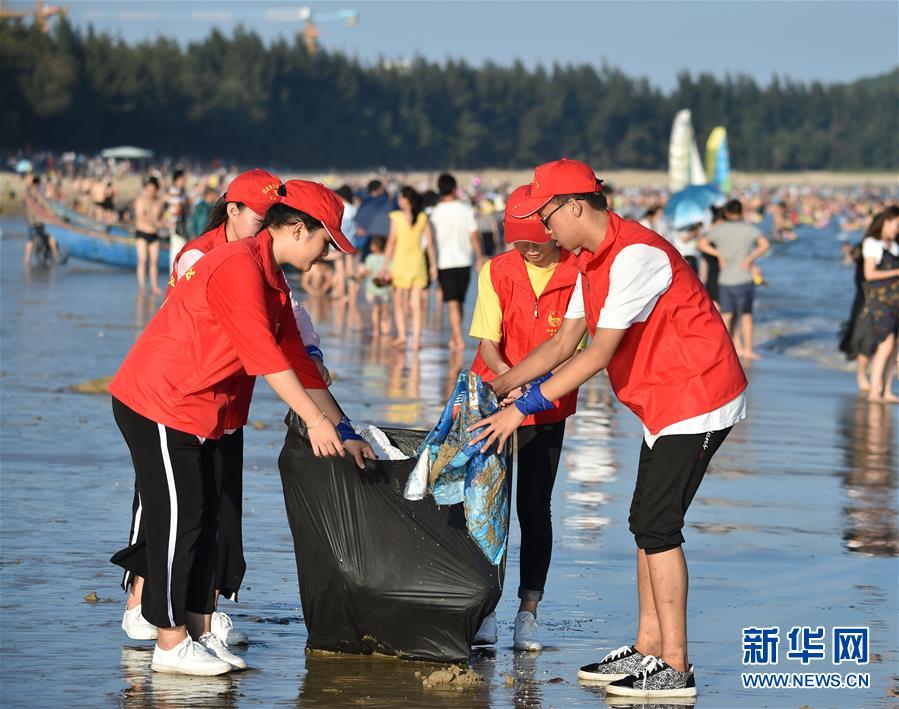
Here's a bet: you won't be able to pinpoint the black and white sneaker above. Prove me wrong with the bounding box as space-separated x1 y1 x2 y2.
577 644 646 682
604 656 696 698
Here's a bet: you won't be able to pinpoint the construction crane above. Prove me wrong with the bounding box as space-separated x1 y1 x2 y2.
298 5 358 55
0 0 66 32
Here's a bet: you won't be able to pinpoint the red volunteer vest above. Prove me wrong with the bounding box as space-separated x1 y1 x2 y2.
111 230 323 438
164 224 255 429
471 249 580 426
578 212 746 434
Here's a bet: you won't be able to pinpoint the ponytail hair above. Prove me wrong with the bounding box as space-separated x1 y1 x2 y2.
260 202 324 233
204 195 238 232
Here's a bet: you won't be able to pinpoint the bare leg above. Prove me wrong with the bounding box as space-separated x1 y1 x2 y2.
346 256 360 304
447 301 464 350
23 240 33 266
331 257 346 299
869 334 898 401
882 344 897 399
157 626 189 651
721 312 734 338
148 240 161 295
135 238 149 292
857 354 871 392
410 285 423 349
393 288 407 345
739 314 760 359
645 547 689 672
127 575 144 610
370 300 380 336
634 548 663 656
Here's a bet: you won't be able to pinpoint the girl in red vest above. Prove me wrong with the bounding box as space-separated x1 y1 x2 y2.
109 181 375 677
122 169 293 650
468 185 581 652
470 160 746 699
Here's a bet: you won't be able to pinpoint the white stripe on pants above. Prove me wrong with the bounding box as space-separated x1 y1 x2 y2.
157 424 179 627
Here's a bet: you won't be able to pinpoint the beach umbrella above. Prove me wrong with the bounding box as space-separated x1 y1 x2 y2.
100 146 154 160
15 159 33 173
663 184 726 230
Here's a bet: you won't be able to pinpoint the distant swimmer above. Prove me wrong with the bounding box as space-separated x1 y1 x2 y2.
133 177 164 295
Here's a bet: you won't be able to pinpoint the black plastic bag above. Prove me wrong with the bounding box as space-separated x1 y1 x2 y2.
279 413 508 662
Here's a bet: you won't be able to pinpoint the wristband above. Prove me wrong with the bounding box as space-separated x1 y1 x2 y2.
514 373 556 416
336 415 363 442
305 345 324 362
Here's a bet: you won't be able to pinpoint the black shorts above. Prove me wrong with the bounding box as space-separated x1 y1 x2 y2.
437 266 471 303
719 283 755 316
135 230 159 245
628 427 732 554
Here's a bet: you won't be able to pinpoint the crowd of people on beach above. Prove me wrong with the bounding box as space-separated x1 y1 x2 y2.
13 153 898 698
19 155 896 366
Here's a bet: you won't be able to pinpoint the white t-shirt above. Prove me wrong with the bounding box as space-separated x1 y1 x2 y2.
430 200 478 270
861 237 899 264
564 243 745 447
341 201 358 242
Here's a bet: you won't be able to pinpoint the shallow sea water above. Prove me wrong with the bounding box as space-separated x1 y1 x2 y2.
1 227 896 708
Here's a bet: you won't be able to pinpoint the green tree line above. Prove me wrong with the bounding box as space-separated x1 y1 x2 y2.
1 19 896 171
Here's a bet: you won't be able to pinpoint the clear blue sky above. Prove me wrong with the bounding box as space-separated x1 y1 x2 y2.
15 0 898 90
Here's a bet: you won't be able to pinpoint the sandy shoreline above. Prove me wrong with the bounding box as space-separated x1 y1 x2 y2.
0 228 895 706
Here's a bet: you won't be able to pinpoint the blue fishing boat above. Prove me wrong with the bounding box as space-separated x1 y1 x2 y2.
36 198 169 271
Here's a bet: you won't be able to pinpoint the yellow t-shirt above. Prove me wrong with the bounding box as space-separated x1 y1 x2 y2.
470 259 558 342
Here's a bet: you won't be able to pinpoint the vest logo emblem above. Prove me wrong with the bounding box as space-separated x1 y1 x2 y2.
547 311 563 333
184 267 196 281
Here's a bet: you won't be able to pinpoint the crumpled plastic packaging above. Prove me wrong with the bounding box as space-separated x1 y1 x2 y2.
404 370 510 565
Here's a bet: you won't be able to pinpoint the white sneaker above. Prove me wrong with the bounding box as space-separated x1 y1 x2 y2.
513 611 542 652
151 637 232 676
472 612 498 645
200 632 247 670
122 604 158 641
211 611 249 646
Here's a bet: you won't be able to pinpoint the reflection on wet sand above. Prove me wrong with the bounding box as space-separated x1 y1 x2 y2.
120 646 238 708
298 653 494 708
560 378 618 544
838 397 898 556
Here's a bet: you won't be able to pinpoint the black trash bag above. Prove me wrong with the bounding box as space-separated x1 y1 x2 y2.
279 412 508 663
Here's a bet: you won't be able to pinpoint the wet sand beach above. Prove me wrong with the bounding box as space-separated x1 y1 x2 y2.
0 227 896 708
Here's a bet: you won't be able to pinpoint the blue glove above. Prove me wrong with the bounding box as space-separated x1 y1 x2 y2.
305 345 324 362
336 415 363 442
514 372 555 416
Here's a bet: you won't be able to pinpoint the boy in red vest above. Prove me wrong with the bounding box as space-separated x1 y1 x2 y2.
468 185 582 651
470 159 747 699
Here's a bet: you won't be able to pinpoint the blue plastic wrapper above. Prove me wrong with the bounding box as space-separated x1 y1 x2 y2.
404 370 510 565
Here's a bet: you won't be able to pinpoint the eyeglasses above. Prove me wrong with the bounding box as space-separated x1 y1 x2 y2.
539 197 584 229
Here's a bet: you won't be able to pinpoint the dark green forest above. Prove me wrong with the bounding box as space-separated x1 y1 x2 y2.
2 19 896 171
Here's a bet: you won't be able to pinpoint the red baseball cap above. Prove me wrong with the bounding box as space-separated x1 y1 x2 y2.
509 159 603 218
504 185 552 244
225 169 282 217
279 180 355 254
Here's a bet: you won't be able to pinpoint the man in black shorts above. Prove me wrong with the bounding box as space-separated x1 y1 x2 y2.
429 173 483 350
133 177 163 294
